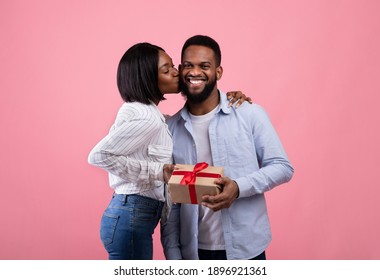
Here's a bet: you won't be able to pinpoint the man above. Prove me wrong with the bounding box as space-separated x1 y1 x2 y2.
161 35 294 260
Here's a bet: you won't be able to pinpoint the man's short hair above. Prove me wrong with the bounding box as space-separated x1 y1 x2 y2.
181 35 221 66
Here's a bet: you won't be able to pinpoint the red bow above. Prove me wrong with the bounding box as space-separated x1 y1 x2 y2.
179 162 209 185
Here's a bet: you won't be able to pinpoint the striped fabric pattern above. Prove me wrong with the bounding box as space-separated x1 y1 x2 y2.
88 101 173 201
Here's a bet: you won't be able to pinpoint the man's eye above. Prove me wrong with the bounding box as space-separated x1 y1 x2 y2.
183 64 192 68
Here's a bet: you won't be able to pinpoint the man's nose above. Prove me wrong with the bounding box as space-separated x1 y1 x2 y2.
189 66 202 76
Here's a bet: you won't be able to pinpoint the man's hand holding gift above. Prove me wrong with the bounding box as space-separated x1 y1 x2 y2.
201 177 239 211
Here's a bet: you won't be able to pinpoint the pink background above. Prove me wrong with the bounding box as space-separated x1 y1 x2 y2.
1 0 379 260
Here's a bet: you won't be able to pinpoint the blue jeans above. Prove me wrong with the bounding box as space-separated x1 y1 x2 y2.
100 194 164 260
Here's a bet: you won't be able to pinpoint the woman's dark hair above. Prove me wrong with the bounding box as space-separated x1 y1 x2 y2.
117 42 165 104
181 35 221 66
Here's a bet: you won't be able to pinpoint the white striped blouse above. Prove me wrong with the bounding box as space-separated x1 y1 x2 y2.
88 101 173 202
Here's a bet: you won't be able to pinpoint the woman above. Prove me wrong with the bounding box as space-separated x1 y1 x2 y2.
88 42 250 260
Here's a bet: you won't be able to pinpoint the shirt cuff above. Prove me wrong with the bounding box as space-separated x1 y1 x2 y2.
234 177 255 198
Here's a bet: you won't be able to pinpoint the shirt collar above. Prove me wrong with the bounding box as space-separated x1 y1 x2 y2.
179 90 231 122
218 90 232 115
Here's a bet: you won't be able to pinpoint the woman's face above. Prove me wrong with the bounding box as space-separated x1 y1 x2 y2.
158 51 179 94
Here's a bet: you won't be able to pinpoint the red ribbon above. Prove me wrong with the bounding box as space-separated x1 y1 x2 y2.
172 162 221 204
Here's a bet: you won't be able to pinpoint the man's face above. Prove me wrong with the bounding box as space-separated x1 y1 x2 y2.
180 45 222 103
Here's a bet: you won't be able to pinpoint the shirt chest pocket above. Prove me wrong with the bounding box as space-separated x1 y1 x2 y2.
223 136 257 167
148 144 173 163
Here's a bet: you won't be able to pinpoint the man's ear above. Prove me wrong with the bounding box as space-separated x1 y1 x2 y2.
216 66 223 80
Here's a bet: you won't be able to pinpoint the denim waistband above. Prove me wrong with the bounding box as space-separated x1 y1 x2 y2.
112 193 163 207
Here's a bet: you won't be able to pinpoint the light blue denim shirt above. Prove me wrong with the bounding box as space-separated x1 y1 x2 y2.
161 91 294 260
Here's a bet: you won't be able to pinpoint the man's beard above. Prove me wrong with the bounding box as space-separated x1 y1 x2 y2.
180 75 217 104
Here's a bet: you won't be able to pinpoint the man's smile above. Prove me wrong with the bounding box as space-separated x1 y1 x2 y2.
186 77 206 88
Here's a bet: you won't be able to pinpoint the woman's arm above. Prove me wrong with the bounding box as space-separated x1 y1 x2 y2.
88 117 166 185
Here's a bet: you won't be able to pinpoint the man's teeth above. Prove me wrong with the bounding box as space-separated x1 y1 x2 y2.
190 80 203 84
